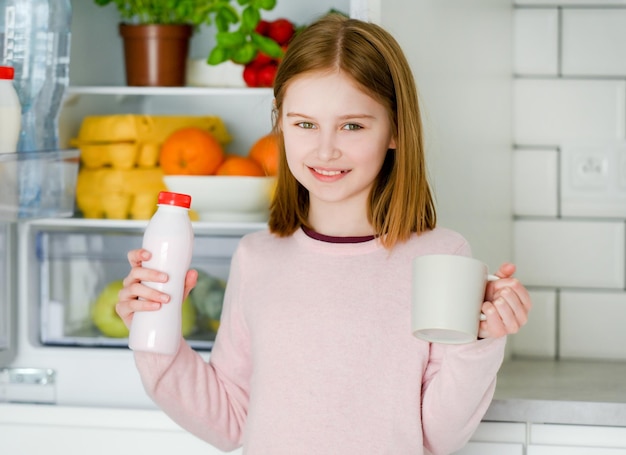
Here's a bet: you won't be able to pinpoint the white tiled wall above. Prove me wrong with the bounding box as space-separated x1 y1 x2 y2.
514 219 625 289
513 8 558 76
513 79 626 144
513 149 558 216
508 290 557 357
512 1 626 360
560 291 626 359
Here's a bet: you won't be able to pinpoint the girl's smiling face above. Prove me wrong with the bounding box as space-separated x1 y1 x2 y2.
280 70 396 232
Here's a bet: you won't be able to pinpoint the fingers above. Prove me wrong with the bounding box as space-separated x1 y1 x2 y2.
117 249 200 329
485 275 531 308
183 269 199 300
115 297 161 328
127 248 150 268
117 248 171 327
121 266 168 290
494 262 516 279
122 248 169 300
479 264 533 339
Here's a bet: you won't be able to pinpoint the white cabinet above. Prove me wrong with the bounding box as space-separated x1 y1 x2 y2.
528 423 626 454
452 421 626 454
454 421 526 455
528 447 626 455
455 442 524 455
0 403 242 455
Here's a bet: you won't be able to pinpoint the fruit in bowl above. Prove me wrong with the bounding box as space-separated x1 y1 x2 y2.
160 129 279 222
163 175 275 222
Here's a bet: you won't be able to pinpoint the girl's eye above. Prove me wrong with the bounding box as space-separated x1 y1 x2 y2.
342 123 362 131
296 122 316 129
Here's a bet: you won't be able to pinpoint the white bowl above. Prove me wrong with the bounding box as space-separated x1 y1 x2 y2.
163 175 275 222
185 59 246 88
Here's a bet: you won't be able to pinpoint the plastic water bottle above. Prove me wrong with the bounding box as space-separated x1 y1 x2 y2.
0 65 20 153
0 0 71 217
129 191 195 355
0 0 72 152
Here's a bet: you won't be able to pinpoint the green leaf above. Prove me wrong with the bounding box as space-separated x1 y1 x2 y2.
216 30 246 48
241 6 261 33
251 32 283 58
216 4 240 24
207 46 230 65
214 14 230 32
231 42 257 65
252 0 277 11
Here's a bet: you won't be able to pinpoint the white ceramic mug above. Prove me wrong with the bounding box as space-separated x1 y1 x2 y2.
411 254 498 344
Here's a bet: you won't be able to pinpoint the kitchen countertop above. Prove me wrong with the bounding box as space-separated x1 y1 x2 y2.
485 359 626 426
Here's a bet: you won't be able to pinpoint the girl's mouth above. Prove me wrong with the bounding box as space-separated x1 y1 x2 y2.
310 167 349 176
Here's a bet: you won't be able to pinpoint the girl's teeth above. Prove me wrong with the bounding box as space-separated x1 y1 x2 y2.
314 168 343 176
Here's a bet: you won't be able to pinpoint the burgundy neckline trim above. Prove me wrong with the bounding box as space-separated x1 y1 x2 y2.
301 226 376 244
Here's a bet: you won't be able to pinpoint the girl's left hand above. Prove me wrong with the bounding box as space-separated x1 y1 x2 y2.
479 263 532 339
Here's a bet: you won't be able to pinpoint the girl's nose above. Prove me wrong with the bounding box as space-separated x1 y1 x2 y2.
316 130 340 161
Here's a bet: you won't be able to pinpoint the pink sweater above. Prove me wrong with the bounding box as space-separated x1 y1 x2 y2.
135 227 506 454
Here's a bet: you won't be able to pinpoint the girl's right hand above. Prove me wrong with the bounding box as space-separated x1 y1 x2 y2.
115 248 198 329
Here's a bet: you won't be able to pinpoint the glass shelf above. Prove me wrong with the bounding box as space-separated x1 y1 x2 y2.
22 217 268 237
66 86 273 97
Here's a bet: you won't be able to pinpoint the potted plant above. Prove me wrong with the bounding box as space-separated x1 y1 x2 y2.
94 0 284 87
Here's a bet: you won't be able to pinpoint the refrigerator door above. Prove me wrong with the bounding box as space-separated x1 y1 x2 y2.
0 222 16 365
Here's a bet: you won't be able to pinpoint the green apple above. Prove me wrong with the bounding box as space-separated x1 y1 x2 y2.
91 280 197 338
91 280 128 338
181 295 197 337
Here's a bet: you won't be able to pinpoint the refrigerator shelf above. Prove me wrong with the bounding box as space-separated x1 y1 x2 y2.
0 149 80 222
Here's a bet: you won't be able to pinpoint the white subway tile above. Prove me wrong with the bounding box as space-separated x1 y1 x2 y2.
513 148 559 216
560 290 626 360
562 9 626 76
514 79 626 145
509 289 557 358
513 219 625 288
514 9 558 76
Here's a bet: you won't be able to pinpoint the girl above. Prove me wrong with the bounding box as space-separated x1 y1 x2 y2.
117 14 532 455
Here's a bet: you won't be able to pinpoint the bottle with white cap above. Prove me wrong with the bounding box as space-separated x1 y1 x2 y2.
129 191 195 355
0 65 21 154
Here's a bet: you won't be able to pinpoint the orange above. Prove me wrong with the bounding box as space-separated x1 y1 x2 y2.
159 127 224 175
248 133 280 176
216 155 265 176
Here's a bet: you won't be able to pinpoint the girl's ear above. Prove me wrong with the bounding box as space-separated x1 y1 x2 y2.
272 99 280 129
388 135 397 150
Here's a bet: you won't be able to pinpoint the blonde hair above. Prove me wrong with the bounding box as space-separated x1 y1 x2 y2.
268 14 436 248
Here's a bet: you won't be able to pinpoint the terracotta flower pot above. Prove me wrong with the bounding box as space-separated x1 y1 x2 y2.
119 23 193 87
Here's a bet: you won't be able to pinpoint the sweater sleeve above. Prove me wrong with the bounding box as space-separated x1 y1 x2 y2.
133 247 252 452
421 336 506 455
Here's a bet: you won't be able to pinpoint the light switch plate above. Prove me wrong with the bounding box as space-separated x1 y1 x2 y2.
561 142 626 217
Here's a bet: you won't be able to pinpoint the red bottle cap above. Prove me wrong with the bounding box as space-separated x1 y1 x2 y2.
158 191 192 209
0 66 15 80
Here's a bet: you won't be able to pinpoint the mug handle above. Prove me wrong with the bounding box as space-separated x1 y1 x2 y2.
479 274 501 321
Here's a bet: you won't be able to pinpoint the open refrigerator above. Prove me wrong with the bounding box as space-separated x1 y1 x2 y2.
0 78 277 411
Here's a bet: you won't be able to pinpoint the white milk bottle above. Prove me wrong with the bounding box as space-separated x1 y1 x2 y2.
0 66 21 154
129 191 194 355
